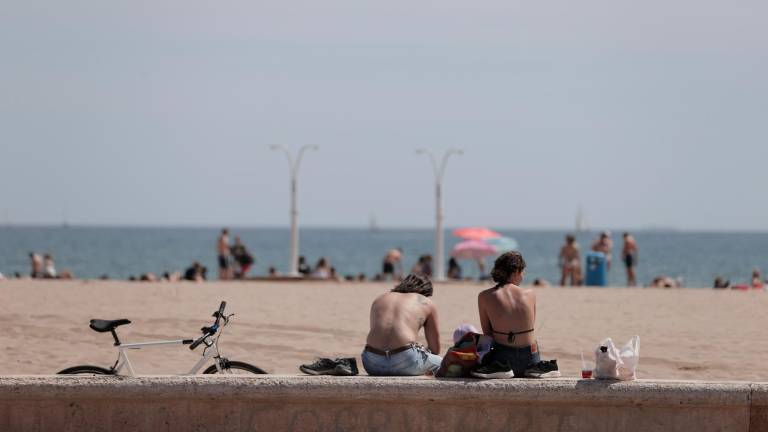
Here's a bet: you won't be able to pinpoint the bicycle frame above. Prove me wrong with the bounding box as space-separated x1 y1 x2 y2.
112 336 221 377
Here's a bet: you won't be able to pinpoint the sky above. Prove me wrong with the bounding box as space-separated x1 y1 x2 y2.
1 0 767 230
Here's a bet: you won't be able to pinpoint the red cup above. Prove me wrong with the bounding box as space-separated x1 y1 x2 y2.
581 369 593 379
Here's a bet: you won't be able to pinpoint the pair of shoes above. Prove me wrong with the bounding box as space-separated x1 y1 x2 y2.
524 360 561 378
470 361 514 379
300 357 359 376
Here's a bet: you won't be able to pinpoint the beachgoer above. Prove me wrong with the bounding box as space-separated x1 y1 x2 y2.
472 251 559 379
297 256 311 276
230 236 255 279
752 269 764 289
558 235 582 286
447 257 463 280
217 228 232 280
361 274 442 376
29 253 43 278
592 231 613 270
43 254 57 279
381 248 403 281
0 272 5 281
268 267 279 278
410 255 433 277
622 232 638 287
713 276 730 289
312 257 331 279
184 262 206 282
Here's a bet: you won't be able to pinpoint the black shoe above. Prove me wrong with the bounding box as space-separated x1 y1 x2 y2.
524 360 561 378
333 358 359 376
470 361 514 379
300 358 339 375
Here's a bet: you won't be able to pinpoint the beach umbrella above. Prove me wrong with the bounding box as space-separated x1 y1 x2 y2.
453 227 501 240
450 240 498 260
485 236 519 252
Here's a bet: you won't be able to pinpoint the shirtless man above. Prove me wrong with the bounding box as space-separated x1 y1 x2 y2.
361 274 442 376
217 228 232 280
381 248 403 281
592 231 613 270
621 232 638 286
473 251 559 379
558 234 582 286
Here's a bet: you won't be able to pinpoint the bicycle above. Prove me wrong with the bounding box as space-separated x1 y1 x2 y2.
58 301 266 376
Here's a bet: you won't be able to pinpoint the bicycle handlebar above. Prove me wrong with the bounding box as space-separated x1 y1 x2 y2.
189 301 227 351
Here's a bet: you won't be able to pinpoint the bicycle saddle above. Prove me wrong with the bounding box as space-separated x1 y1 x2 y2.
89 319 131 333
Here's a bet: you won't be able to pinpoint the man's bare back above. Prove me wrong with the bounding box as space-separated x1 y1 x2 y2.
366 292 440 354
478 284 536 348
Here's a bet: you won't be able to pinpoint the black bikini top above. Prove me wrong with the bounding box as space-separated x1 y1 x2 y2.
489 324 534 344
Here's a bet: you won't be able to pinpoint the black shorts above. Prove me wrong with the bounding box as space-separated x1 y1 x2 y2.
382 262 395 274
218 255 230 269
624 254 635 268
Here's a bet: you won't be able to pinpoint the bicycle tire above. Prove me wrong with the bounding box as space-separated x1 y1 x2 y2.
203 360 266 375
57 365 114 375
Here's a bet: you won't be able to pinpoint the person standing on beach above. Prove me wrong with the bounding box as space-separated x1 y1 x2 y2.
29 252 43 278
362 274 442 376
43 254 57 279
592 231 614 270
217 228 232 280
558 235 582 286
381 248 403 281
231 236 255 279
622 233 639 286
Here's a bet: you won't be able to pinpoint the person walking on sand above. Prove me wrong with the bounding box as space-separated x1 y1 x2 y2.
231 236 255 279
381 248 403 281
622 232 639 286
472 251 559 379
558 235 582 286
361 274 442 376
217 228 232 280
592 231 613 270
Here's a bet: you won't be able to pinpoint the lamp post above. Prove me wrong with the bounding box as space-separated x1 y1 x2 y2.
416 148 463 281
270 145 319 276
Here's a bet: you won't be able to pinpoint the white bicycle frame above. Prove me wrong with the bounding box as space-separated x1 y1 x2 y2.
113 335 223 377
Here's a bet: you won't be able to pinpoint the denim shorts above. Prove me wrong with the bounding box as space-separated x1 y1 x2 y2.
361 344 443 376
481 342 541 377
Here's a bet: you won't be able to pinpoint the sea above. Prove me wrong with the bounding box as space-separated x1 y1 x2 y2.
1 226 767 288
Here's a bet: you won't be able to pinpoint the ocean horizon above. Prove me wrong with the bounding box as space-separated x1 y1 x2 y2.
1 225 766 288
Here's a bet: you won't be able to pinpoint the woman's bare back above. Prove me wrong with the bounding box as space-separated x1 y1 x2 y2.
478 284 536 347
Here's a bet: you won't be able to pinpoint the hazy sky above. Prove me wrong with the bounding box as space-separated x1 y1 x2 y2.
2 0 767 230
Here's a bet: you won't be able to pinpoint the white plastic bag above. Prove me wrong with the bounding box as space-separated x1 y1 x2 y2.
617 335 640 381
594 338 622 380
594 336 640 380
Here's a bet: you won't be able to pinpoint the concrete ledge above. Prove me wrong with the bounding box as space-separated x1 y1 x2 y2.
1 376 766 431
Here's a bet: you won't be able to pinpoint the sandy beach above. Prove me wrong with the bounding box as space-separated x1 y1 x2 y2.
1 280 766 380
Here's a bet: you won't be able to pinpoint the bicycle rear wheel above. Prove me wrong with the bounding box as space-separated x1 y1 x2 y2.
58 365 114 375
203 360 266 375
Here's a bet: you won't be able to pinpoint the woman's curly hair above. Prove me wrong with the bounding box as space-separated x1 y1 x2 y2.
491 251 526 286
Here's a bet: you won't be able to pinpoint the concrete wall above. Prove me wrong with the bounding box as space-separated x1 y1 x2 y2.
1 376 766 432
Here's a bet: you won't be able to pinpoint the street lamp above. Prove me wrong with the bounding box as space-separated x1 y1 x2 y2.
270 145 319 276
416 148 463 281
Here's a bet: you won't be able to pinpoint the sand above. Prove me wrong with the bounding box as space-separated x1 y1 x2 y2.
1 280 766 380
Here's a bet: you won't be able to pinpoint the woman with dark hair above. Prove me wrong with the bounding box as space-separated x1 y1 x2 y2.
472 251 559 379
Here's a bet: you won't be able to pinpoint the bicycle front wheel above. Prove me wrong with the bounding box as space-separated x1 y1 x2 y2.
58 365 114 375
203 360 266 375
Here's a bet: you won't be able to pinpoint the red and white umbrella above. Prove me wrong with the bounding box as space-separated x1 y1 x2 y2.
451 240 498 260
453 227 501 241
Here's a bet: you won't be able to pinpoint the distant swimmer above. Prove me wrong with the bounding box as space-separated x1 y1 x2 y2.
592 231 614 271
362 274 442 376
217 228 232 280
622 232 638 287
558 234 582 286
381 248 403 281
